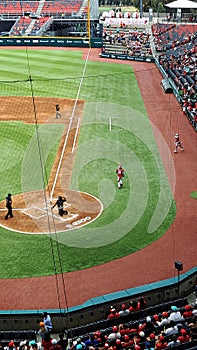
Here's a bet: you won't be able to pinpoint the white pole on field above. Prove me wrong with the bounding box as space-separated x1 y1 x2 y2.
109 117 112 132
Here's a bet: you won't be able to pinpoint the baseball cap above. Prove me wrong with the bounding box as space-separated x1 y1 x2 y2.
52 339 57 345
171 305 178 311
113 326 118 332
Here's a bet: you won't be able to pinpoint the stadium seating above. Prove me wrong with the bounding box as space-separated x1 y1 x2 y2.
102 25 152 57
153 24 197 130
0 330 37 347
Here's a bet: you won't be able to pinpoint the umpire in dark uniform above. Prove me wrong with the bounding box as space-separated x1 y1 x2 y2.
51 196 68 216
5 193 14 220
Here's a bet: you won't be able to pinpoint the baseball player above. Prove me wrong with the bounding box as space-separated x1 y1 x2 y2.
55 104 61 119
174 133 184 153
116 164 124 189
5 193 14 220
51 196 68 216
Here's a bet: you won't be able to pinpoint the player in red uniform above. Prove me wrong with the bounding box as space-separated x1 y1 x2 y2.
174 133 184 153
116 164 124 189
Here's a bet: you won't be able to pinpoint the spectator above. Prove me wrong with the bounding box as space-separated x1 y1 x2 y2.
167 334 181 348
42 333 53 350
108 326 121 341
43 311 53 333
168 305 185 323
38 321 47 339
177 328 191 343
75 338 85 350
118 304 130 316
107 307 119 320
138 297 147 309
49 339 61 350
138 316 155 336
57 333 68 350
182 304 193 319
84 335 98 348
156 311 169 329
164 320 178 336
155 335 168 349
129 300 140 312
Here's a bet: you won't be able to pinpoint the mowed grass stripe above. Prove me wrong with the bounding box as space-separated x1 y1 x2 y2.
0 49 175 278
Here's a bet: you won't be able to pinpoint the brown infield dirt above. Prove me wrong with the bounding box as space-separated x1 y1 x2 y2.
0 48 196 310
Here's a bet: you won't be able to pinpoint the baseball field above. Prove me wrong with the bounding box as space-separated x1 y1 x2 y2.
0 47 196 310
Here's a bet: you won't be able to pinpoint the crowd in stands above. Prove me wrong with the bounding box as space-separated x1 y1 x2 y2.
101 22 197 129
31 17 51 35
152 23 197 128
11 16 31 35
102 26 152 57
66 297 197 350
0 296 197 350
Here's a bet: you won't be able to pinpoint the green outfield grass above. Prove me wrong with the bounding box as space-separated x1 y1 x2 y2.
0 49 176 278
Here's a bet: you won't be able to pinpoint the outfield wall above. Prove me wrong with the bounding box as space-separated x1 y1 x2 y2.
0 37 102 48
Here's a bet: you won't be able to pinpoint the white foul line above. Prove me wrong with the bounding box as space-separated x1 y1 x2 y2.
72 118 80 154
50 48 91 202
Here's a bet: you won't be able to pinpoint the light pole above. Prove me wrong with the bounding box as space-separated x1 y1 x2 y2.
174 261 183 298
140 0 143 18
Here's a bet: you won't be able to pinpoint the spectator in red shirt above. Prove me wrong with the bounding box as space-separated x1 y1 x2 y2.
183 304 193 319
177 328 190 343
107 307 119 320
129 300 140 312
155 335 168 349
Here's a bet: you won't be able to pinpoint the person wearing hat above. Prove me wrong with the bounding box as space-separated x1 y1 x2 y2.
174 133 184 153
118 304 130 316
182 304 193 319
107 307 119 320
38 321 47 339
5 193 14 220
156 312 169 329
108 326 121 341
49 339 62 350
155 335 167 349
177 328 190 343
74 338 85 350
168 306 185 323
116 164 124 189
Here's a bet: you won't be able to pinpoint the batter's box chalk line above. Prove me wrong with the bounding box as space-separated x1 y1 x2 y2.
21 206 48 219
21 205 79 223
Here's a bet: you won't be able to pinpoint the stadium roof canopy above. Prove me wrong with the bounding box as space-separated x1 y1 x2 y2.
165 0 197 8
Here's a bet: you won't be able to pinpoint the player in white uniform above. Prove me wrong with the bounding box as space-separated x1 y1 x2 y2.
174 133 184 153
